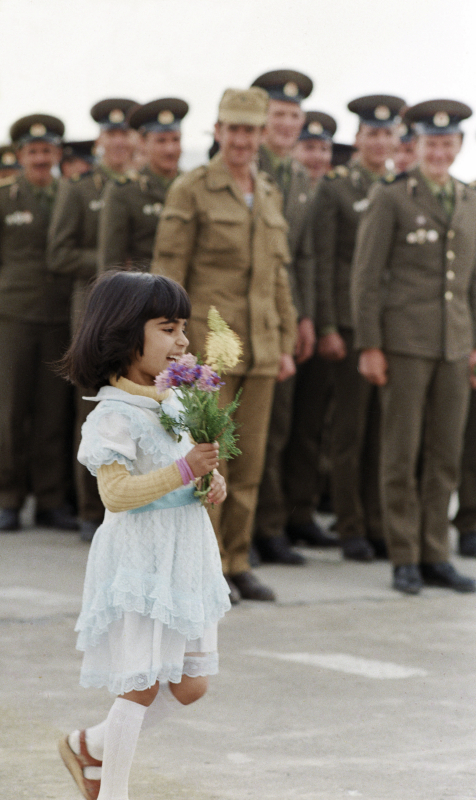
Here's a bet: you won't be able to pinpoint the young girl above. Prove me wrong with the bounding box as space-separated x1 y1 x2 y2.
58 270 231 800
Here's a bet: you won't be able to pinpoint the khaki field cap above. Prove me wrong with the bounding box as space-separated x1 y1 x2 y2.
218 88 269 126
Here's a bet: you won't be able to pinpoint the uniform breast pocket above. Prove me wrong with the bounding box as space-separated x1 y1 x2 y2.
261 209 290 262
200 210 247 252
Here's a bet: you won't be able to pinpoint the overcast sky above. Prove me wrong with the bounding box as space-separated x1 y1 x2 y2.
1 0 476 178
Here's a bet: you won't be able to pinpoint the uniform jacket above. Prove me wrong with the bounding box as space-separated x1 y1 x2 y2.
151 152 297 377
98 166 172 272
351 167 476 361
0 173 72 324
47 166 110 282
312 163 377 330
258 145 315 320
47 165 111 329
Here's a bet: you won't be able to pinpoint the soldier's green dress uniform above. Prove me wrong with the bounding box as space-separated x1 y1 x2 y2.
47 99 137 536
151 88 297 583
283 111 338 538
250 70 325 558
97 98 188 272
311 95 404 557
0 115 74 521
352 100 476 586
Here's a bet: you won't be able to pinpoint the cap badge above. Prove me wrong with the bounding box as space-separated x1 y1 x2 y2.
1 152 16 165
374 105 391 121
433 111 450 128
283 81 299 98
29 123 47 137
109 109 125 124
308 121 323 135
158 110 175 125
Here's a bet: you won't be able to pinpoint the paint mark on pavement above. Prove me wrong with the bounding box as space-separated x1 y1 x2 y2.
246 649 428 679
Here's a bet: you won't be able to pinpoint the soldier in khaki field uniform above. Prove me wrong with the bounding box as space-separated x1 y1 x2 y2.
352 99 476 595
47 98 137 541
311 94 403 561
151 87 297 602
251 69 335 565
284 111 338 546
0 114 77 532
98 98 188 273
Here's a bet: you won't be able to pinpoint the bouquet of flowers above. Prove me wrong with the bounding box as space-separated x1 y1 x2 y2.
154 307 243 503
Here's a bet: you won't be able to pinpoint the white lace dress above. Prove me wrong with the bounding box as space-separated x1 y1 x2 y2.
75 385 231 695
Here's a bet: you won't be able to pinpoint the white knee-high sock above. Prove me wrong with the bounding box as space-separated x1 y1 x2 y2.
97 697 147 800
142 681 182 729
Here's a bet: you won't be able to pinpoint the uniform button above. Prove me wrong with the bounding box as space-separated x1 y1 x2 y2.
445 291 453 301
447 250 455 260
447 230 455 239
446 270 455 280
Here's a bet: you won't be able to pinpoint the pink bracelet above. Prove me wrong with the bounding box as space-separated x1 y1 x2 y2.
176 457 195 485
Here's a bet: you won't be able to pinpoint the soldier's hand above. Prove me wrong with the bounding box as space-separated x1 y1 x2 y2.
469 349 476 389
317 332 347 361
277 353 296 382
206 470 227 505
295 317 316 364
358 349 388 386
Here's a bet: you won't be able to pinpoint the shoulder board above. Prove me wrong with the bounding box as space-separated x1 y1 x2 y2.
0 175 17 188
71 169 93 182
324 166 348 180
381 172 406 185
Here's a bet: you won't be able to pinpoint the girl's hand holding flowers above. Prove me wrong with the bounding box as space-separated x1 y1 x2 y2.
155 307 243 505
185 442 219 478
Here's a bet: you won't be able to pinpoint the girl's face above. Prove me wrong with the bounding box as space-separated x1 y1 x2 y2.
125 317 189 386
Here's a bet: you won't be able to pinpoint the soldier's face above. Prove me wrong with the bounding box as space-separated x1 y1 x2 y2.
17 141 61 187
355 124 398 171
416 134 462 182
393 139 418 174
145 131 181 177
60 158 92 179
97 129 134 172
214 122 263 169
292 138 332 181
265 100 305 155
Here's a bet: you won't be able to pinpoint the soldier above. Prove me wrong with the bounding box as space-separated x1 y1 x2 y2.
352 99 476 595
284 109 338 547
98 98 188 272
251 69 335 564
0 114 76 532
292 110 336 187
60 140 95 179
394 118 419 174
151 87 297 601
47 98 137 542
311 94 403 561
0 145 21 178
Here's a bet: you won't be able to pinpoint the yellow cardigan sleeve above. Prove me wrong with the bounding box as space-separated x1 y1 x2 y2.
97 460 185 513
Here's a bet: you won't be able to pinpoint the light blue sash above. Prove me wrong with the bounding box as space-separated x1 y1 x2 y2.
128 485 199 514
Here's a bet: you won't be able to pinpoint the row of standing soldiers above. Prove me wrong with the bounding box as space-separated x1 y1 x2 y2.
1 69 476 601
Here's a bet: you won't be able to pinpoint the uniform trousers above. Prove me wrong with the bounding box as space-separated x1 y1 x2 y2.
284 353 333 524
0 316 72 511
454 389 476 534
209 374 275 576
253 375 295 538
380 353 470 566
331 328 382 541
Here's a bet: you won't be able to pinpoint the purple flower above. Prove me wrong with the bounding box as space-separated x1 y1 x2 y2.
196 364 223 392
155 353 223 394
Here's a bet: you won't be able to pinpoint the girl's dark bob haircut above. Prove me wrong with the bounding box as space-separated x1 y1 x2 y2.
61 270 192 391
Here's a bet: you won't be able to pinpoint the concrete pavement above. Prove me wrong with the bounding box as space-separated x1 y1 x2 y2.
1 522 476 800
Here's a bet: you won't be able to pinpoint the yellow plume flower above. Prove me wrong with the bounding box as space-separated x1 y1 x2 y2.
205 306 243 374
